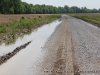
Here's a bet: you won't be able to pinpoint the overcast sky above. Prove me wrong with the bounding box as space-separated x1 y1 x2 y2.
22 0 100 9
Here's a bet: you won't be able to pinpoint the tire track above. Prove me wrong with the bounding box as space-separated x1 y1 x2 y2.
51 15 80 75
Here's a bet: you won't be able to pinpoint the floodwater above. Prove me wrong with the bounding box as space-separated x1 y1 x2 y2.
0 19 61 75
0 19 61 56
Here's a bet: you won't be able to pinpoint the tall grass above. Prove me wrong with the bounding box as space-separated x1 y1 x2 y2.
0 25 6 33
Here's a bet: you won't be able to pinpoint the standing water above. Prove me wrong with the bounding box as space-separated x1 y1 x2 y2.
0 19 61 75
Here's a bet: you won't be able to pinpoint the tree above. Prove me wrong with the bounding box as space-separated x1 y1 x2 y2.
0 0 99 14
64 5 69 13
99 9 100 13
0 0 10 14
91 9 99 13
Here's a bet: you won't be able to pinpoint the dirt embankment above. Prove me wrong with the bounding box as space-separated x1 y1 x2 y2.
0 14 60 45
0 41 31 65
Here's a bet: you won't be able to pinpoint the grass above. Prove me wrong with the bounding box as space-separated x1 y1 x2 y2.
0 14 61 44
0 25 6 33
70 13 100 27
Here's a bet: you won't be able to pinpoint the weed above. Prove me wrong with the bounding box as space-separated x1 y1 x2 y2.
10 33 15 39
0 25 6 33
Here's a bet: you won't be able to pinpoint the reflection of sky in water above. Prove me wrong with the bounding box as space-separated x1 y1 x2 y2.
0 19 61 56
0 19 62 75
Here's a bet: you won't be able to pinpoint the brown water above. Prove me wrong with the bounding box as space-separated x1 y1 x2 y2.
0 19 61 75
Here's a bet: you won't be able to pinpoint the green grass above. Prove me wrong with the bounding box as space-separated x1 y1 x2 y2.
0 25 6 33
9 15 61 32
70 14 100 27
0 14 61 44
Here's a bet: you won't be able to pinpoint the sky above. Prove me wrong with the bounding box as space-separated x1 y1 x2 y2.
22 0 100 9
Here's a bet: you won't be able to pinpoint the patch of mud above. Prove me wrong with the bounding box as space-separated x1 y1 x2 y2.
0 41 31 65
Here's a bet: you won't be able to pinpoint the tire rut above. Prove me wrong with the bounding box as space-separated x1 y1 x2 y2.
51 29 67 75
51 15 80 75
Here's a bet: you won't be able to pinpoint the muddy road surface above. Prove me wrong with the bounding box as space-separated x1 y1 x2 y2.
0 15 100 75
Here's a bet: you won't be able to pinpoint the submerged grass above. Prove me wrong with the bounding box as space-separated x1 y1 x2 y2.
70 13 100 27
0 14 61 44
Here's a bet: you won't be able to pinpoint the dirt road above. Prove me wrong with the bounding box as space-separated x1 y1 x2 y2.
37 15 100 75
0 15 100 75
68 15 100 75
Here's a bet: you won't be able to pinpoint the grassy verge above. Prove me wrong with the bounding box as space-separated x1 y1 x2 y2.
70 14 100 27
0 14 61 44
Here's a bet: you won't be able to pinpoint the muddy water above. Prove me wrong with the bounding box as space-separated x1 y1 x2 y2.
0 19 61 75
0 20 61 56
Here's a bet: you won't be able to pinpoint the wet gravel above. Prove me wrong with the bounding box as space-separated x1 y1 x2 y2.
68 15 100 75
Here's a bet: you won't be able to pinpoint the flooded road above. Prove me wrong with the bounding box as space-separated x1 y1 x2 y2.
0 19 61 75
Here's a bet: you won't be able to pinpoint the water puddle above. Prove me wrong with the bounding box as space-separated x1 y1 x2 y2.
0 19 61 56
0 19 62 75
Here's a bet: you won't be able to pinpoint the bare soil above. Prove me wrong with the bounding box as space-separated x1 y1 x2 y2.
0 14 53 24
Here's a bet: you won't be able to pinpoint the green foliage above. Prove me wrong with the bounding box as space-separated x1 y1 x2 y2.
0 0 99 14
0 15 60 44
9 15 61 32
0 25 6 33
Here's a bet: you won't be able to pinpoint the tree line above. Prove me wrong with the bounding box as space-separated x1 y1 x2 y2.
0 0 100 14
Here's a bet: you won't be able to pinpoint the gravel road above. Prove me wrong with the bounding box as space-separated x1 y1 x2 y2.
67 15 100 75
41 15 100 75
0 15 100 75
